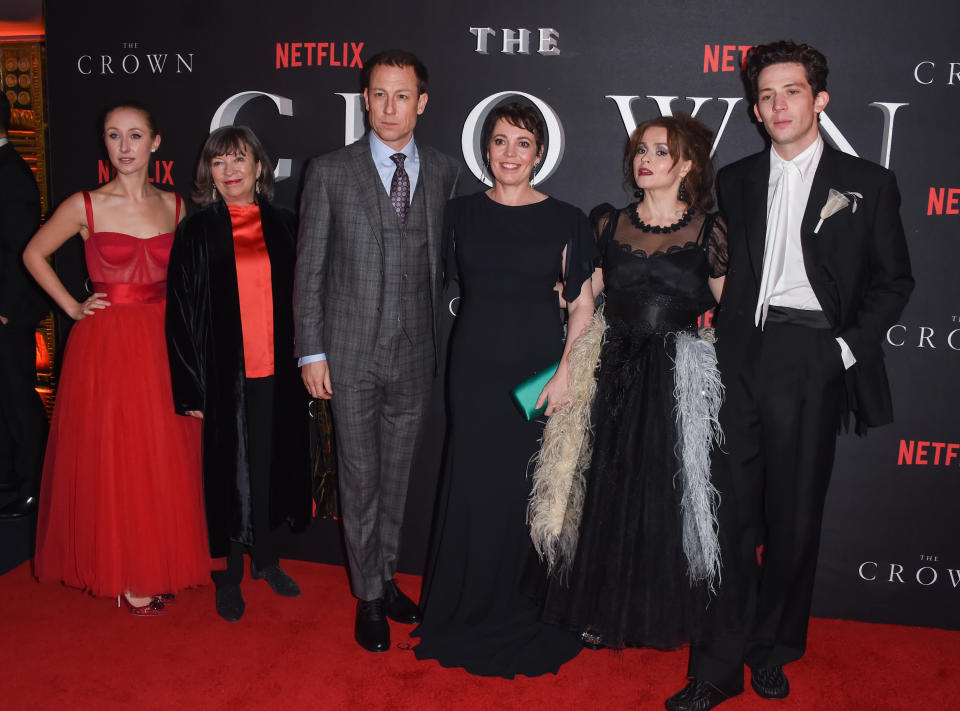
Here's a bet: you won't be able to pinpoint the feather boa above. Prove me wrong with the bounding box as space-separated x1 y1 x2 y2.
527 308 607 575
672 331 724 592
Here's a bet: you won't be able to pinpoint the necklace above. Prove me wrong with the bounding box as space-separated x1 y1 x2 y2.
629 203 695 234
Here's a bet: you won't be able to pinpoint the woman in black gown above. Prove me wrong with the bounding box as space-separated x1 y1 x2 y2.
533 114 731 650
412 102 595 677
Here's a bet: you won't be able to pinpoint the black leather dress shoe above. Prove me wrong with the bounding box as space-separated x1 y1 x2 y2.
665 679 737 711
0 496 38 519
215 584 245 622
251 562 301 597
382 579 422 624
751 666 789 699
355 598 390 652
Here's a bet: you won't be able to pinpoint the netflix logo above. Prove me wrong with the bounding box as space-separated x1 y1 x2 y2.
275 42 363 69
703 44 753 73
927 187 960 215
98 159 174 185
897 440 960 466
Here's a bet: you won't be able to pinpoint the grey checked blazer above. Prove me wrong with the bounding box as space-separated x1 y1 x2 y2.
293 138 460 380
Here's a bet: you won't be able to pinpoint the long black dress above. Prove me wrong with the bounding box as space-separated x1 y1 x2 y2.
539 203 730 650
412 192 594 677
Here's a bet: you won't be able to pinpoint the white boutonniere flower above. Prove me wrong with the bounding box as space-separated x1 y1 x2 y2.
814 189 863 234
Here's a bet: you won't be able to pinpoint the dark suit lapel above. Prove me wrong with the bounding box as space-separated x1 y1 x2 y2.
744 153 770 282
800 144 843 322
801 144 840 240
347 140 385 249
418 145 444 286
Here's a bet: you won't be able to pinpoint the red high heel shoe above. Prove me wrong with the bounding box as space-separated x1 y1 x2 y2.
118 594 166 616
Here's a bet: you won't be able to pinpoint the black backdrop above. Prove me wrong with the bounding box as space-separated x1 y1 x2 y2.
44 0 959 630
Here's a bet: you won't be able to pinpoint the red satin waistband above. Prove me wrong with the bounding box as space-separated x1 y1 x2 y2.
92 281 166 304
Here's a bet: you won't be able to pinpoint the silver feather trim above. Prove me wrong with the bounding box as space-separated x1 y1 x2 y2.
672 331 724 592
527 308 607 576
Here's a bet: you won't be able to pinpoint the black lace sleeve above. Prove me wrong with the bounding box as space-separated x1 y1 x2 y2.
703 213 728 278
588 202 617 269
562 206 598 303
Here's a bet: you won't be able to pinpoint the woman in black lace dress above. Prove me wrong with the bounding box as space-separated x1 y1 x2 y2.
534 114 731 650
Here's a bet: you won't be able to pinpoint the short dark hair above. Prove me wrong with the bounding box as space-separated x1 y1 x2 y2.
480 101 547 182
0 93 10 135
100 100 158 139
625 114 715 212
745 41 828 104
361 49 428 95
193 125 274 206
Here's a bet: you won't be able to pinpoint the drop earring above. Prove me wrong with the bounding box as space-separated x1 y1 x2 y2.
634 187 645 201
677 177 688 203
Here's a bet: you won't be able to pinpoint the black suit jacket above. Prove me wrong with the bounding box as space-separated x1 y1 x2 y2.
715 142 914 430
0 142 46 328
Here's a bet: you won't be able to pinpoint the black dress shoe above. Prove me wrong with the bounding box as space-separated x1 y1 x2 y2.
215 584 245 622
0 496 38 519
751 666 789 699
382 579 421 624
665 679 737 711
355 598 390 652
251 562 301 597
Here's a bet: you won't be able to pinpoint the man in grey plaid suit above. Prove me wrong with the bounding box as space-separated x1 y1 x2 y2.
294 49 459 652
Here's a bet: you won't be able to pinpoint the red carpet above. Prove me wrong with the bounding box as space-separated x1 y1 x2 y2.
2 559 956 710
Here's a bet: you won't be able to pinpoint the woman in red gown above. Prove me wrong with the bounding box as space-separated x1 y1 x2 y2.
24 102 211 614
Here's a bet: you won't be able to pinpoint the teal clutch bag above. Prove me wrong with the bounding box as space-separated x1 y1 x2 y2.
511 361 559 420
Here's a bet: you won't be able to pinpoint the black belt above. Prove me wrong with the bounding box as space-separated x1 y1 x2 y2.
766 305 831 329
605 297 699 334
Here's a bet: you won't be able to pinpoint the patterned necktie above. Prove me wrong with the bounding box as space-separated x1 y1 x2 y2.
390 153 410 224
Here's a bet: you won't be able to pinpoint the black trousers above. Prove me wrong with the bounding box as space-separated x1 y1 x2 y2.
690 320 845 693
212 376 278 587
0 323 47 498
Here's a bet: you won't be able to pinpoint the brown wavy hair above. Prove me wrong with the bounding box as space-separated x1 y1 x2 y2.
625 114 715 212
745 41 828 104
192 125 274 206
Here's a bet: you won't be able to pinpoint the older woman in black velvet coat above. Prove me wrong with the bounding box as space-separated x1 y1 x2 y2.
166 126 311 622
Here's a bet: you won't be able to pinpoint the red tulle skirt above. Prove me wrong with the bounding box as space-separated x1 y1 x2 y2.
35 299 212 597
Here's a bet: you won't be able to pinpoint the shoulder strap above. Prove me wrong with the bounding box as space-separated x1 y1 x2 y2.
174 193 182 224
82 190 95 233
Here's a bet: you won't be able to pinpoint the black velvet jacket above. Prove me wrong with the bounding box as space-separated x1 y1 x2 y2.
165 199 311 557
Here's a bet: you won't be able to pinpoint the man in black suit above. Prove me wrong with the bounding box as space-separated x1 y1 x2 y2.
666 41 913 711
0 93 47 519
